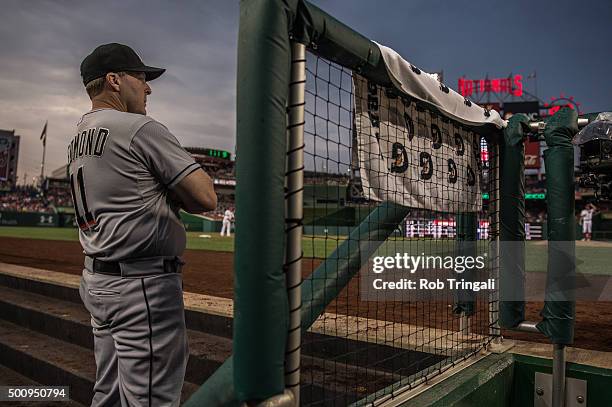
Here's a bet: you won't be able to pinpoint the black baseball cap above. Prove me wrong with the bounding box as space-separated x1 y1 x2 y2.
80 43 165 85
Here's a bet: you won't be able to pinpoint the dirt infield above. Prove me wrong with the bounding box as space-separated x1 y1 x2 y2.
0 236 610 351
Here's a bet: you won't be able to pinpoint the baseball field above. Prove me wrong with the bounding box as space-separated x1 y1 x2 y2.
0 226 611 352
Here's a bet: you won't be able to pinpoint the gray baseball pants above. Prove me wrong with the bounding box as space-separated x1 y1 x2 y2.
79 261 188 407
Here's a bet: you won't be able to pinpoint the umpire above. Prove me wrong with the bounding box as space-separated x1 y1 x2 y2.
72 43 217 406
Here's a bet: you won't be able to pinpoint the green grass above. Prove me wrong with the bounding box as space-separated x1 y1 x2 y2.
0 226 610 275
0 226 79 241
0 227 343 259
186 232 344 258
525 243 612 276
185 232 235 251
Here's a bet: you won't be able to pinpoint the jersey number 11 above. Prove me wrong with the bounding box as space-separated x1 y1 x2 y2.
69 166 97 231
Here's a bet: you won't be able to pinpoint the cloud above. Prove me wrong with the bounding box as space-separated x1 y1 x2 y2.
2 0 610 184
0 0 238 183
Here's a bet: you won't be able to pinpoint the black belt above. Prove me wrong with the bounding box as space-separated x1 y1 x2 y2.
89 257 182 276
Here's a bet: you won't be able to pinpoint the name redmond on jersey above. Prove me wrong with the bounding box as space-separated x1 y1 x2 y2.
68 127 110 164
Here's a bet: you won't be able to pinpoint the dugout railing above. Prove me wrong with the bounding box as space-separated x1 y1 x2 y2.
185 1 508 406
179 0 604 406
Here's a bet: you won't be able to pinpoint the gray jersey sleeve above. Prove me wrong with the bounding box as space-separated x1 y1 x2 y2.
129 121 201 188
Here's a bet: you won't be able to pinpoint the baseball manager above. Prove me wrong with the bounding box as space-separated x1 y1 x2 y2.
71 43 217 406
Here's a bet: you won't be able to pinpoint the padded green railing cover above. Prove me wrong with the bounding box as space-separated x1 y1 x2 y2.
536 108 577 345
231 0 296 400
499 114 528 328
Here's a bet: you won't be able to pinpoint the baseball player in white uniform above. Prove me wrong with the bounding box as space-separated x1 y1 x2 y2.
580 203 597 241
220 207 234 237
73 43 217 406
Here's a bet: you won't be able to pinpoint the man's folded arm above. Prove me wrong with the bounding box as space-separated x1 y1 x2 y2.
171 168 217 213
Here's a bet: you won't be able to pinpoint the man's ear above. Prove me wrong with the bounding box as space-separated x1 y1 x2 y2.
106 73 121 92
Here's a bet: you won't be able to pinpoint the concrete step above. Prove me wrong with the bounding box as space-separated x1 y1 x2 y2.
0 284 232 385
0 264 235 339
0 319 200 406
0 364 84 406
0 267 81 303
0 318 95 405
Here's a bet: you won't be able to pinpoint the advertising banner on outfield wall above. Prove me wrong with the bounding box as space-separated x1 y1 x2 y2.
353 74 484 213
0 211 58 227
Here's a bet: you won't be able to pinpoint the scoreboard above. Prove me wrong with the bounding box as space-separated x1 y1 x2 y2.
205 148 231 159
186 147 232 160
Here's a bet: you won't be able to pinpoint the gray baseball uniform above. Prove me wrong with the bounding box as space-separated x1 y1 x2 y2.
70 108 199 406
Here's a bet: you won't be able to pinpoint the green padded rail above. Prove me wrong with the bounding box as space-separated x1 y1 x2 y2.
537 108 578 345
499 114 528 328
232 0 293 400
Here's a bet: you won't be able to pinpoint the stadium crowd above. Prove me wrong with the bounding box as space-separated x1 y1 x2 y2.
0 183 74 213
203 194 235 220
0 180 235 219
1 175 607 229
0 186 54 213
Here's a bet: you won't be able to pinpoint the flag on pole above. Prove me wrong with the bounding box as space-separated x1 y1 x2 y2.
40 121 47 146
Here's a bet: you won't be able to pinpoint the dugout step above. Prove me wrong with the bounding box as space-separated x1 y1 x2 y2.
0 284 233 384
0 266 81 303
0 284 93 348
302 331 447 376
0 318 97 405
0 264 236 338
0 263 472 404
0 284 383 399
0 319 201 405
0 363 85 407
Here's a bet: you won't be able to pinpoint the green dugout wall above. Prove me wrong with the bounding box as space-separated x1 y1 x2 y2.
179 211 222 233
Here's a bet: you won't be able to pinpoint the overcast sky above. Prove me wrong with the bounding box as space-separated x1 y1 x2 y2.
1 0 609 184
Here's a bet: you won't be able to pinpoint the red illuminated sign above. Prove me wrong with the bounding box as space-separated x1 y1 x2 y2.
543 94 581 116
458 75 523 98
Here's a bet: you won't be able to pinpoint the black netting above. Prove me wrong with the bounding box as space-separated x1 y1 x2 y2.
298 53 500 406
